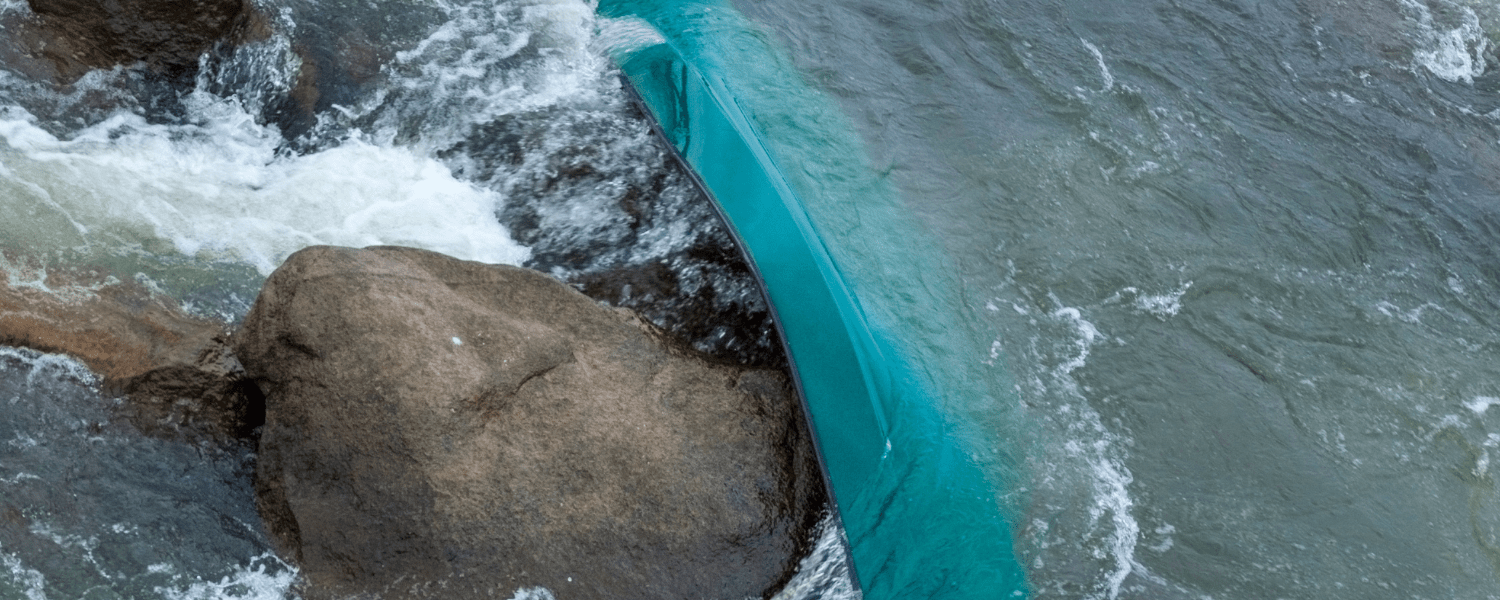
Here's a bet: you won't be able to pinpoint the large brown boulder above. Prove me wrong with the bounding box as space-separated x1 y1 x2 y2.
233 245 825 600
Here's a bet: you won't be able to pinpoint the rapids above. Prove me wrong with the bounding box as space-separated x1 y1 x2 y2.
6 0 1500 597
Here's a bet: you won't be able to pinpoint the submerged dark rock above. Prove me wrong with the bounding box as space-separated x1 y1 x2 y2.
234 245 824 600
250 0 447 143
0 265 263 443
451 102 784 368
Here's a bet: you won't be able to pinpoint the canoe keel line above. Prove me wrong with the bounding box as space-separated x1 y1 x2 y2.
601 4 1030 597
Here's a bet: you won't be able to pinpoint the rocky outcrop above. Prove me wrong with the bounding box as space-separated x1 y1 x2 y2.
234 245 824 600
0 263 262 442
0 0 268 84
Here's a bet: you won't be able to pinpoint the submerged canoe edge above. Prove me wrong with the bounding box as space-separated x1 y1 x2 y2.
602 9 1030 598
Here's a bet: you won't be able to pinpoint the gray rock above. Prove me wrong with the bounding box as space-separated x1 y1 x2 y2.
234 245 825 600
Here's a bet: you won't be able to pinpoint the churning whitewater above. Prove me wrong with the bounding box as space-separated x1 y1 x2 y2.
9 0 1500 596
0 0 844 597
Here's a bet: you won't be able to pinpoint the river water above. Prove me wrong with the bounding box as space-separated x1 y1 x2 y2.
725 0 1500 597
2 0 1500 597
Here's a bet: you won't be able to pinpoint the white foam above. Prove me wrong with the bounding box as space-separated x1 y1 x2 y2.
155 553 297 600
1081 39 1114 92
370 0 610 150
0 347 99 389
1133 282 1191 318
0 473 40 485
1051 306 1102 376
768 513 860 600
1465 396 1500 416
0 546 48 600
1402 0 1490 83
1146 524 1175 553
0 103 529 275
982 339 1003 366
0 253 120 305
594 16 667 56
1374 300 1439 323
506 587 556 600
1106 282 1193 320
1448 275 1467 295
1033 302 1142 600
0 259 55 295
1426 413 1466 442
1088 452 1137 600
6 434 38 450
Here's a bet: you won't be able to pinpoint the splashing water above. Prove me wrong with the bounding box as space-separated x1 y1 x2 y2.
0 0 841 597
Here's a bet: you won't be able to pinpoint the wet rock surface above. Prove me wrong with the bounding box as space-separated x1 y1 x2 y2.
233 245 824 600
0 263 263 442
450 101 784 368
1 0 267 84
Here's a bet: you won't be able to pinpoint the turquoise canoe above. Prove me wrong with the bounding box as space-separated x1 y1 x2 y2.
598 2 1030 597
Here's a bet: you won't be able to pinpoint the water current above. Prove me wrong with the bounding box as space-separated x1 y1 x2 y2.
3 0 1500 597
730 0 1500 596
